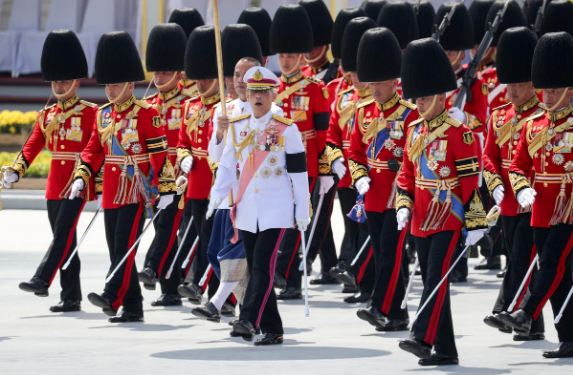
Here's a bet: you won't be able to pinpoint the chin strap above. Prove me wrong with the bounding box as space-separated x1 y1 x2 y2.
420 95 438 119
154 71 179 92
280 54 303 76
108 82 129 104
53 80 77 101
303 46 327 65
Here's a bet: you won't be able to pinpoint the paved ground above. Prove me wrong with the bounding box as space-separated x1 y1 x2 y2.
1 207 572 375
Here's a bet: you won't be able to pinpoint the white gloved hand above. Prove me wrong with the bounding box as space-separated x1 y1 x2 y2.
206 197 222 219
332 159 347 180
492 185 505 205
355 177 371 195
396 208 411 230
69 179 85 199
448 107 467 123
157 194 174 210
296 217 310 232
465 229 486 247
516 187 537 208
181 156 193 174
1 169 18 189
319 176 335 195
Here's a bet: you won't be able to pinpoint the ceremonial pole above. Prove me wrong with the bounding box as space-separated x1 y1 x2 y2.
212 0 227 119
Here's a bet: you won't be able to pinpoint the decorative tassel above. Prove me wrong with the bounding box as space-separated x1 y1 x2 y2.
420 191 440 231
550 183 567 225
387 181 397 209
431 189 452 230
113 164 129 205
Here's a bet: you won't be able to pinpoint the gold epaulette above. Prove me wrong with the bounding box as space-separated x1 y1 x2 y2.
44 103 56 111
526 108 546 122
491 102 511 113
408 117 424 127
142 94 156 102
356 99 375 109
99 102 112 110
399 99 416 110
445 117 462 128
305 76 321 85
272 114 293 125
79 100 97 108
229 113 251 123
135 100 151 109
337 87 354 96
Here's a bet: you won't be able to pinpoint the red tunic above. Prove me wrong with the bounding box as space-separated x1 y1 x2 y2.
481 66 510 114
347 93 419 213
326 76 352 109
482 97 543 216
509 105 573 228
13 95 98 201
446 64 488 136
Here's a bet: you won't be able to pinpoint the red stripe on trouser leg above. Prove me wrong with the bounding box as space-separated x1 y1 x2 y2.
311 191 336 262
425 232 460 345
200 268 214 293
157 208 184 276
112 205 145 310
229 293 237 306
48 200 86 285
357 247 373 283
533 231 573 319
513 245 537 312
184 240 199 278
256 229 285 328
381 227 407 314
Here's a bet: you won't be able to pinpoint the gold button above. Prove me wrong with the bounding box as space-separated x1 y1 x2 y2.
376 169 381 173
61 161 65 165
112 167 116 171
545 162 549 166
517 115 522 119
198 147 202 150
546 152 550 156
544 183 548 187
285 96 289 100
254 174 258 178
254 189 259 193
199 130 203 134
60 145 65 150
512 150 516 154
198 139 202 143
284 103 289 108
513 141 518 145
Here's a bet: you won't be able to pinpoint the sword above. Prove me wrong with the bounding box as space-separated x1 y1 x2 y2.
61 205 102 271
199 264 213 287
555 283 573 324
165 215 194 279
508 253 539 312
298 193 325 272
301 229 310 317
401 257 419 309
350 235 371 267
181 236 200 269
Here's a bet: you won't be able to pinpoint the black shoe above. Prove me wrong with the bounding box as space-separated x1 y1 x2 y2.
341 284 360 294
50 300 81 313
477 234 494 258
474 256 501 271
87 292 117 317
230 326 261 337
233 319 255 341
344 292 371 304
399 339 432 359
177 283 203 305
328 266 344 279
514 332 545 341
498 310 532 335
221 302 236 317
356 306 387 328
310 272 339 285
229 318 238 327
151 294 182 307
19 278 49 297
449 271 467 283
191 302 221 323
138 267 157 290
108 310 144 323
334 271 356 287
418 353 459 366
376 319 410 332
254 333 283 346
497 269 506 278
543 342 573 358
483 314 512 333
414 269 422 276
277 287 302 300
274 272 287 289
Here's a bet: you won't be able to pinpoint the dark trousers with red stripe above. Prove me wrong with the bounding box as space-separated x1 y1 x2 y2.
144 194 184 295
241 228 284 334
178 198 199 278
413 231 461 358
103 203 145 315
188 198 218 298
492 214 544 332
338 188 359 263
366 210 408 319
34 198 85 301
523 225 573 342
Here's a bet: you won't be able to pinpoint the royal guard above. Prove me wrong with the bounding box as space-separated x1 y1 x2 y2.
416 1 435 39
360 0 387 21
237 7 273 66
539 0 573 37
134 24 190 307
299 0 339 84
176 26 222 304
70 31 176 323
482 27 546 341
348 28 419 328
207 66 310 346
500 31 573 359
268 4 332 299
9 30 97 312
167 8 205 98
396 38 487 366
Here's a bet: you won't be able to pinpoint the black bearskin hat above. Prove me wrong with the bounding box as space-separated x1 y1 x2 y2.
95 31 144 84
486 0 527 47
532 32 573 89
331 7 367 59
496 27 538 84
358 27 402 82
539 0 573 37
221 24 263 77
341 17 377 72
416 2 436 39
237 7 273 56
300 0 334 47
146 24 187 72
360 0 387 21
41 29 88 81
433 2 474 51
376 1 419 49
168 8 205 39
270 5 313 54
469 0 494 45
184 26 218 80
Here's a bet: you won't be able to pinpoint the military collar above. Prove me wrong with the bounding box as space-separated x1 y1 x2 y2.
514 95 539 114
309 60 329 75
548 104 573 123
159 86 181 102
281 70 304 85
114 94 137 113
376 92 400 112
357 87 371 98
425 110 449 130
57 94 80 111
180 78 195 88
201 92 221 106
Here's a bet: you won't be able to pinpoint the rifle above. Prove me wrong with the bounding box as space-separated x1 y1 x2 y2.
415 0 423 15
534 0 548 33
431 0 466 41
453 0 511 109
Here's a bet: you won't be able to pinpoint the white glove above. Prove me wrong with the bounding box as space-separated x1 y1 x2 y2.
492 185 505 205
319 176 335 195
332 159 347 180
465 229 486 247
296 217 310 232
181 156 193 174
206 197 222 219
448 107 466 123
397 208 410 230
69 179 85 199
157 194 174 210
1 169 18 189
355 177 371 195
516 187 537 208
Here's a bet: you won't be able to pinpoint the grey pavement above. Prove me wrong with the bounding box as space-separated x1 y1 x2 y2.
0 207 572 375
